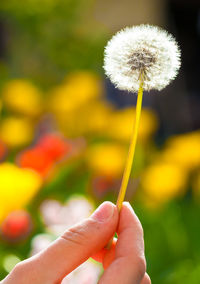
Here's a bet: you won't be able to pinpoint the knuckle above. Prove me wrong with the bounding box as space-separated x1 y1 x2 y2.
10 261 28 282
61 219 99 247
12 261 26 274
136 255 146 280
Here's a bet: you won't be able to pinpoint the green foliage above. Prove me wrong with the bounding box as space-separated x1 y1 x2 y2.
0 0 107 86
136 199 200 283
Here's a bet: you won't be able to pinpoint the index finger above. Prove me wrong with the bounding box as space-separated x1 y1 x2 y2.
2 202 118 284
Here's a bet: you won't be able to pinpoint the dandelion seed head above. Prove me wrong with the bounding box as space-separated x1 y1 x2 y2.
104 24 181 92
128 48 156 71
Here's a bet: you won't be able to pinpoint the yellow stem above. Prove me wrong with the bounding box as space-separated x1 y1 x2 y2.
116 75 144 211
105 74 144 250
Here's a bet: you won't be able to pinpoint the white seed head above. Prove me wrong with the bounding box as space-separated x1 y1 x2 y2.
104 24 181 92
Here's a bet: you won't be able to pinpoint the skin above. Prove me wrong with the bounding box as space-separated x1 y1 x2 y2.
1 202 151 284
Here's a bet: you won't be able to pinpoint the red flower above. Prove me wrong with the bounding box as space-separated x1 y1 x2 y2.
1 210 32 241
93 176 116 197
38 133 71 161
18 147 53 176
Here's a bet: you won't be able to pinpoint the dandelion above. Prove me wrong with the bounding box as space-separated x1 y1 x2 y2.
103 24 181 212
104 24 181 92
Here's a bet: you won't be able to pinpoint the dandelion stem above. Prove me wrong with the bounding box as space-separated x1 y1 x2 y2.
106 74 144 250
106 72 144 250
117 73 144 211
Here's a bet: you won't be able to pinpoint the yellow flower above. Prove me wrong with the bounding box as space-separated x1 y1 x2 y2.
162 131 200 170
49 71 103 115
52 99 113 137
73 101 113 136
0 117 34 148
2 79 42 116
65 71 103 102
141 162 187 204
105 107 158 142
0 163 42 222
49 84 78 114
86 143 126 178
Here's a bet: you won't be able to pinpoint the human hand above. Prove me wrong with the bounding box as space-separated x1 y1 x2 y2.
1 202 151 284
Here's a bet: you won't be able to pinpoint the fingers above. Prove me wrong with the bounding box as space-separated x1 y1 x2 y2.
92 238 117 264
141 273 151 284
3 202 118 284
99 202 147 284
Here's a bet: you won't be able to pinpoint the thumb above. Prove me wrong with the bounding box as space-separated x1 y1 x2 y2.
3 202 118 284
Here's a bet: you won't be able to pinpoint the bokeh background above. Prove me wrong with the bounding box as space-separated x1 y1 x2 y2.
0 0 200 283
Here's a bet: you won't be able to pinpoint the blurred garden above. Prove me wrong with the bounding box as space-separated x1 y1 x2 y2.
0 0 200 283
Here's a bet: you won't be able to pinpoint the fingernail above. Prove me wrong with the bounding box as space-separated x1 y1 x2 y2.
92 202 115 223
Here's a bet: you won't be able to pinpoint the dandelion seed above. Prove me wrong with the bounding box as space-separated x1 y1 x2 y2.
104 24 181 92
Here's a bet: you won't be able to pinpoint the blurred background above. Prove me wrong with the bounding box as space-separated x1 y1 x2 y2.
0 0 200 283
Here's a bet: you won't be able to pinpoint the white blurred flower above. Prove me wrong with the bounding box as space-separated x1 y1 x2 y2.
30 234 55 256
63 197 94 224
40 200 62 226
104 24 181 92
62 260 102 284
40 196 94 236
